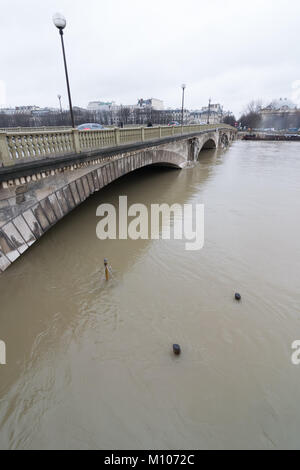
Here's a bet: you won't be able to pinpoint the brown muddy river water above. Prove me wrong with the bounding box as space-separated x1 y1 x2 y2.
0 140 299 449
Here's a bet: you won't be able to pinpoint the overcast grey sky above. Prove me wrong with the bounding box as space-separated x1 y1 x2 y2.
1 0 300 116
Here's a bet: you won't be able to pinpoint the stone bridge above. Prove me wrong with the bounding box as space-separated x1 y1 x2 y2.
0 124 236 272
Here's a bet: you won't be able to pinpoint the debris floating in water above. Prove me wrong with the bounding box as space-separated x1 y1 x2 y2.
173 344 181 355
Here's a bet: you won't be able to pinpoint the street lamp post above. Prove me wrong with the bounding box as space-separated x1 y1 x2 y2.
53 13 75 128
57 94 62 113
207 97 211 125
181 84 186 126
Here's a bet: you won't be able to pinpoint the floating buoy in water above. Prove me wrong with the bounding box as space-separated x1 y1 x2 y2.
235 293 241 301
173 344 181 355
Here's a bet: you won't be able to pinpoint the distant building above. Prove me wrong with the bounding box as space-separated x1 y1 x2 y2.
0 108 15 115
87 101 116 112
86 98 165 125
190 103 223 124
161 108 189 123
137 98 164 111
259 98 298 116
15 105 40 114
32 107 58 116
85 97 231 126
258 98 300 130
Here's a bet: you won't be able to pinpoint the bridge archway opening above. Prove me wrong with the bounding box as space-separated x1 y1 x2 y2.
201 138 217 150
197 138 217 159
150 162 182 169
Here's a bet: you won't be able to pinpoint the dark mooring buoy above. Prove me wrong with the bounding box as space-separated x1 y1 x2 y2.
235 293 241 301
173 344 181 355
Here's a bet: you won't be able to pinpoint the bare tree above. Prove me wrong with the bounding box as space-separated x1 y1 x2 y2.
239 100 263 129
244 100 263 114
117 106 131 125
223 114 236 126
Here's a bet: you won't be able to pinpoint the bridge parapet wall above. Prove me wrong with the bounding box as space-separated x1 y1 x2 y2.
0 124 235 168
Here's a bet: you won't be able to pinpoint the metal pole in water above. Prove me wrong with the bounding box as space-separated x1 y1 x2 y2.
104 258 109 281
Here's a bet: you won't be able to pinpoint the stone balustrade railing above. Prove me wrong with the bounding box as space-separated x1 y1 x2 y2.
0 126 73 133
0 124 233 167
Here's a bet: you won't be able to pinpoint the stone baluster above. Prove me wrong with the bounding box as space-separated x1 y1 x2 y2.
114 128 120 146
72 129 81 153
0 132 12 166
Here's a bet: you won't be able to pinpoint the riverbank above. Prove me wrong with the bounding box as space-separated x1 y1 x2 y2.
239 132 300 141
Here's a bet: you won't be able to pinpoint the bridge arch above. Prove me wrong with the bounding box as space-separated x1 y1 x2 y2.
195 136 218 159
151 149 186 169
201 138 217 150
0 150 185 271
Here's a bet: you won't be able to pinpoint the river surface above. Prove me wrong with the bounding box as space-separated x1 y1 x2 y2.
0 140 300 450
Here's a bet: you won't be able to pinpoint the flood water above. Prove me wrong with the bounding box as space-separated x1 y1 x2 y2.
0 140 300 450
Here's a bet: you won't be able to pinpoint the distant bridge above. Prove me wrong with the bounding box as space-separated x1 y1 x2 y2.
0 124 236 272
